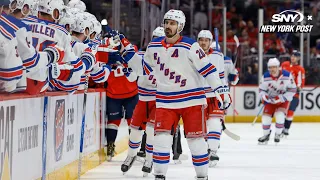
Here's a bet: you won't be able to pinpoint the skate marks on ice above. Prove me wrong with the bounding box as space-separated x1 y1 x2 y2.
82 123 320 180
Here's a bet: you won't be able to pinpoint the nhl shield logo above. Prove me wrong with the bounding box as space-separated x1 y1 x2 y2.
244 91 256 109
54 99 65 162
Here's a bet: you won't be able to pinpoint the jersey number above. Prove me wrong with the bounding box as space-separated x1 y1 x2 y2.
32 37 56 51
196 49 206 60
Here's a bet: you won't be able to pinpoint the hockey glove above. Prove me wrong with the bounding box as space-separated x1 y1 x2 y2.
44 45 65 64
271 95 286 104
261 94 271 104
49 62 74 81
228 73 239 85
118 34 135 63
215 85 232 110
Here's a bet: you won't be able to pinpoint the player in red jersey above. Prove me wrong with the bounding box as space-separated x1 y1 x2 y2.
281 50 305 136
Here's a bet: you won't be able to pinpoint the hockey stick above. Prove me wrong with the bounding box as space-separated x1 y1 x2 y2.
173 123 180 157
77 75 89 180
301 85 320 92
252 105 265 126
214 28 219 51
233 35 240 68
221 119 240 141
41 96 48 180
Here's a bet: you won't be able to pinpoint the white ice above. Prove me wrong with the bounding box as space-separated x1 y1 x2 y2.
81 123 320 180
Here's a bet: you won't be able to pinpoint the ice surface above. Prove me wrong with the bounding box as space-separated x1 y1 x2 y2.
81 123 320 180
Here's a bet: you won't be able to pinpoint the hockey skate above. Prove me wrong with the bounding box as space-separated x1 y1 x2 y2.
142 161 153 177
208 150 219 167
195 176 208 180
258 131 271 145
136 150 146 163
155 175 166 180
106 143 115 161
172 153 188 164
121 155 137 174
281 128 289 138
274 134 281 145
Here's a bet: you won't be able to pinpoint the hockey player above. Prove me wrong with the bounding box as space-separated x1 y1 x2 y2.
258 58 296 144
0 0 24 92
198 30 231 167
67 0 86 12
121 27 164 176
120 9 231 180
23 0 85 93
281 50 305 136
3 0 67 94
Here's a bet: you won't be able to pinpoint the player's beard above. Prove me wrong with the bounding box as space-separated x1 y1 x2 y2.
165 28 176 38
200 44 209 52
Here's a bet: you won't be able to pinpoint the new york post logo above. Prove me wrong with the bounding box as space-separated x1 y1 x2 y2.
260 10 313 33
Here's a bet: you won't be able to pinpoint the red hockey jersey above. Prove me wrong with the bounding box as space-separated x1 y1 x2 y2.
281 61 305 96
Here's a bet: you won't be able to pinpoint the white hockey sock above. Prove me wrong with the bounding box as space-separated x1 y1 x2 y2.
128 128 143 157
145 124 154 163
275 111 285 135
187 138 209 178
262 115 272 135
153 133 173 176
206 118 222 152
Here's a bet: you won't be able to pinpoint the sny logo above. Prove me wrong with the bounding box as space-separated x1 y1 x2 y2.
260 10 313 33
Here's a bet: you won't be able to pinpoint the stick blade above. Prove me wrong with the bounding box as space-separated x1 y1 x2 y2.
233 35 240 48
224 129 240 141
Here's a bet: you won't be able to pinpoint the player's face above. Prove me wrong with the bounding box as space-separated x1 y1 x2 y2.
164 19 178 38
198 37 211 52
291 55 299 64
268 66 279 76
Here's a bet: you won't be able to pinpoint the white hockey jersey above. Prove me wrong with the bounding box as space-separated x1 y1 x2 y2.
23 17 84 92
125 36 223 109
0 15 23 92
259 70 297 102
224 56 239 85
136 51 156 101
203 48 228 98
70 38 110 90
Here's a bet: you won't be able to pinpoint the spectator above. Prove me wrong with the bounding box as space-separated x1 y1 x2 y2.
194 0 208 30
266 41 280 56
242 62 259 85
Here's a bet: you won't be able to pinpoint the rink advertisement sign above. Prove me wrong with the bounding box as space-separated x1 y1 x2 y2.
260 10 313 33
0 98 43 180
46 95 78 174
235 86 320 116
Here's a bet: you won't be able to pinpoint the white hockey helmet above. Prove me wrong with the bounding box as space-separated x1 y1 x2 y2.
198 30 213 41
30 0 39 16
71 12 93 36
82 12 96 33
9 0 34 15
152 26 165 37
267 58 280 67
91 19 102 39
59 8 76 31
67 0 86 12
210 41 221 50
38 0 66 21
163 9 186 33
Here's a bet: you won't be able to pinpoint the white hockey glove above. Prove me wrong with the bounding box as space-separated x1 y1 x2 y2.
261 94 272 104
271 95 286 104
118 34 135 63
214 85 232 110
49 63 74 81
43 45 65 64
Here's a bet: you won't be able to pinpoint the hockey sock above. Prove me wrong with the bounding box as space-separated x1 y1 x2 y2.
275 111 285 134
128 128 143 157
206 118 222 152
106 119 121 144
145 125 154 163
261 115 272 135
140 131 147 152
284 119 292 129
153 133 172 176
187 138 209 178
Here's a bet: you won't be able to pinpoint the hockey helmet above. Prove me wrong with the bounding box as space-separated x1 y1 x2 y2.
67 0 86 12
38 0 65 21
198 30 213 41
71 12 93 36
152 26 165 38
267 58 280 67
210 41 221 50
163 9 186 33
9 0 34 15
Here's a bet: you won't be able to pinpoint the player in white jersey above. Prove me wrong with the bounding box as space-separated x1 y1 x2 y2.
258 58 296 144
197 30 231 167
119 9 231 180
23 0 85 93
3 0 66 94
211 41 239 85
121 27 163 176
0 0 24 92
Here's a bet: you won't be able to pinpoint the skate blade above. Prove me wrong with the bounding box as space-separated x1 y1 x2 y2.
136 156 145 163
174 160 182 164
258 141 268 145
209 160 218 167
143 172 149 177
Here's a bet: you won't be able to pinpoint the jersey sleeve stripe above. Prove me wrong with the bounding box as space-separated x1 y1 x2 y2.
0 16 19 30
23 52 40 69
0 25 14 39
